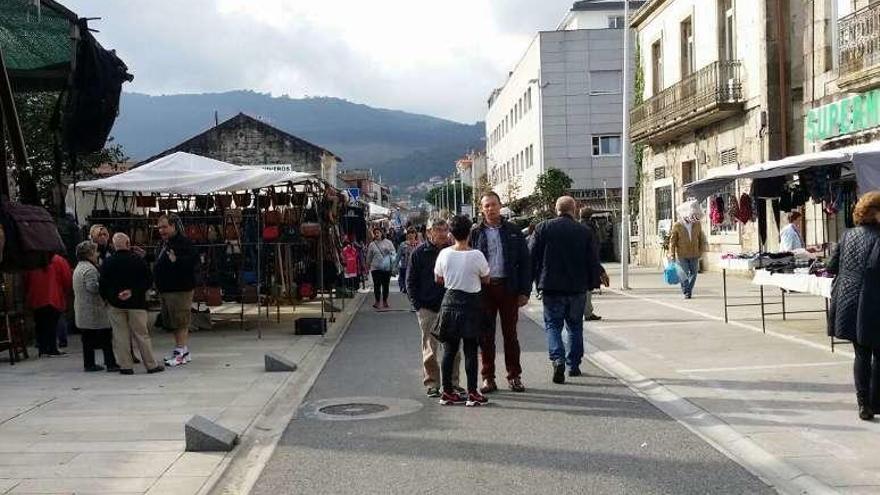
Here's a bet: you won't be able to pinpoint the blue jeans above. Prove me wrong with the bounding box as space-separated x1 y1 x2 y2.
542 293 586 369
679 257 699 297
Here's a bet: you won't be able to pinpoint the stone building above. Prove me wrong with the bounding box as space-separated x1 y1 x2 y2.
142 113 341 184
631 0 805 268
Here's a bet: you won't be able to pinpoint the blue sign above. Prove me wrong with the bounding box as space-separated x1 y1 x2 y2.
346 188 360 200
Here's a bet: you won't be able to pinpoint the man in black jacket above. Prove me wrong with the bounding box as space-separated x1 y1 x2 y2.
531 196 608 384
470 192 531 393
100 233 162 374
154 214 198 367
406 218 461 397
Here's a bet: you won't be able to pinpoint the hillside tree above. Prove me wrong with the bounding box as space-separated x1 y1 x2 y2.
534 168 573 213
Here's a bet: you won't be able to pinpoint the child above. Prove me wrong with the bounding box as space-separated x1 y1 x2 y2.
433 215 490 407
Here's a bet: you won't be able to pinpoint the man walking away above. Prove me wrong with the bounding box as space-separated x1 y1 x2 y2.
578 207 603 321
100 234 162 375
471 191 531 393
532 196 608 384
407 218 462 397
154 214 198 366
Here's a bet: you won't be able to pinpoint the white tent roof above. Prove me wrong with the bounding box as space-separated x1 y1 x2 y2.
684 141 880 200
71 152 315 195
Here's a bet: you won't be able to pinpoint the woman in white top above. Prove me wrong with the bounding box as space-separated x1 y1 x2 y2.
433 215 490 407
365 228 396 310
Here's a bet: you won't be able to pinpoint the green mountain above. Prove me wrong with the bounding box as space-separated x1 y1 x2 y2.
111 91 485 190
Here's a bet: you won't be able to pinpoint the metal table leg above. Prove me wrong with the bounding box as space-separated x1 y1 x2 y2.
781 288 787 321
722 269 729 323
760 284 766 333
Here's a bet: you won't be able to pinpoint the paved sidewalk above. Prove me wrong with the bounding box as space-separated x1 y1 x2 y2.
0 296 362 495
526 265 879 494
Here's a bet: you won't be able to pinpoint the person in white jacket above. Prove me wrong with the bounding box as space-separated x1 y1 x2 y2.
366 228 396 310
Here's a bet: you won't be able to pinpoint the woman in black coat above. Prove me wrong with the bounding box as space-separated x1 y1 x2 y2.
828 191 880 420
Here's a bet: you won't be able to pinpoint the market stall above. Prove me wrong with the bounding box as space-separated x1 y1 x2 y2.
68 152 356 335
684 142 880 350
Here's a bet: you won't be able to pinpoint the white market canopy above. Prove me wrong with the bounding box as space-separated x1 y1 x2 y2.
684 141 880 200
71 152 315 195
368 202 390 218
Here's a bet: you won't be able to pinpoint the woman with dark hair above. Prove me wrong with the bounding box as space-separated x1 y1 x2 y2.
433 215 490 407
828 191 880 420
366 228 395 309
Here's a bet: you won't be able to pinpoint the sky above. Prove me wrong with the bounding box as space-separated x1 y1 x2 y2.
61 0 575 124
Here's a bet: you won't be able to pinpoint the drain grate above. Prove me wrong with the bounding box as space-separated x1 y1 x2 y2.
318 403 389 417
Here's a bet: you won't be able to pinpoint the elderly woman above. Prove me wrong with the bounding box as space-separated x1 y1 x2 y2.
73 241 118 372
828 191 880 421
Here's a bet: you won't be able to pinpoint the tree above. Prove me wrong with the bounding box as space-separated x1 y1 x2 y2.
504 175 521 206
10 92 126 213
425 181 473 214
631 40 645 221
534 168 573 213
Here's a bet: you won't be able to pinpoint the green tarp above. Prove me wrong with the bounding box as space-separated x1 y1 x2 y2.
0 0 76 90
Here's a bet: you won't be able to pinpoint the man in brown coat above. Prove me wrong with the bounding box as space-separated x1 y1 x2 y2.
668 212 707 299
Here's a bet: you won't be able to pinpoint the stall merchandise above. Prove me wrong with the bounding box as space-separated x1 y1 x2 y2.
69 152 362 333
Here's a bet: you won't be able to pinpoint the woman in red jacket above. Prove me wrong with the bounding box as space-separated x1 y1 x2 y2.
24 254 73 356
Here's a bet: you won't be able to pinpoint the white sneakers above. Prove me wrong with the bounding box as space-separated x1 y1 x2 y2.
164 348 191 367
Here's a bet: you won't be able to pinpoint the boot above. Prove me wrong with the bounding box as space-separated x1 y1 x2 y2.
858 393 874 421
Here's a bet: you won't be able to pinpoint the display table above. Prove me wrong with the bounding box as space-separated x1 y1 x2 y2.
751 270 833 299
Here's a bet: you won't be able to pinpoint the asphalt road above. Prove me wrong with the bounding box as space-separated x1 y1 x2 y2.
251 293 773 494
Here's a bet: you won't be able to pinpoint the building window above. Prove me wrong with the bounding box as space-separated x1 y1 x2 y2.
592 135 622 156
608 15 625 29
527 88 533 111
655 185 674 234
680 17 694 77
681 160 697 200
719 148 738 167
528 145 534 167
651 39 663 95
590 70 622 94
720 0 735 61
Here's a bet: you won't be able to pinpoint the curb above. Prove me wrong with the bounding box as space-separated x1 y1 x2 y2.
521 303 838 495
201 293 366 495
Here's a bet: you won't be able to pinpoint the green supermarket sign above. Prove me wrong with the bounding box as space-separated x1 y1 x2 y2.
806 89 880 143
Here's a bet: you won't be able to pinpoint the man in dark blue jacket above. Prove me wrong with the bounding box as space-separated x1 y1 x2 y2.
531 196 608 384
470 192 531 393
407 218 461 397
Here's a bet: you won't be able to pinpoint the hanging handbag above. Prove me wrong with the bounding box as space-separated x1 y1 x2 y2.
215 194 233 210
158 197 178 211
195 195 214 211
300 222 321 238
234 193 251 208
91 191 111 220
135 194 156 208
262 225 280 242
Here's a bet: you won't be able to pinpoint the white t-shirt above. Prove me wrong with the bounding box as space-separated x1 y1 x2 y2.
434 247 489 294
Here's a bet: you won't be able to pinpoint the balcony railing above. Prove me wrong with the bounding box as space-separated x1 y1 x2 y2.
839 3 880 84
631 60 743 144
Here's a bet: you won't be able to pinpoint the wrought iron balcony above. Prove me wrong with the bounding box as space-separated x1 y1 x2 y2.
838 3 880 91
630 60 744 145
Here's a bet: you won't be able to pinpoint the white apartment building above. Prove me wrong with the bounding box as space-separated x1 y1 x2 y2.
485 0 643 205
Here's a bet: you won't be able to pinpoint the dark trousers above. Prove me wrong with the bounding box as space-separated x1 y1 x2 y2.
479 283 522 380
853 343 880 406
34 306 61 355
442 337 478 392
398 268 408 294
371 270 391 303
82 328 118 369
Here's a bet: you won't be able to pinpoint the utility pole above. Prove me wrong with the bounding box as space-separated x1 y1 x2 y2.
620 0 632 290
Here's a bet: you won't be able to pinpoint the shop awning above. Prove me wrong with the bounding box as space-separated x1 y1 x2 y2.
684 142 880 200
368 202 390 218
70 152 314 195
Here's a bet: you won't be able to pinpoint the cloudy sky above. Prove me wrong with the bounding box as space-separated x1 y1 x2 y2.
62 0 576 124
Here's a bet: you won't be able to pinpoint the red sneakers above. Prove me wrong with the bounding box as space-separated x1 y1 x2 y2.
438 390 464 405
466 391 489 407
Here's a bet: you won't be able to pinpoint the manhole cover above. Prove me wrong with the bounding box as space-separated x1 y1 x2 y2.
303 397 423 421
319 403 389 416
